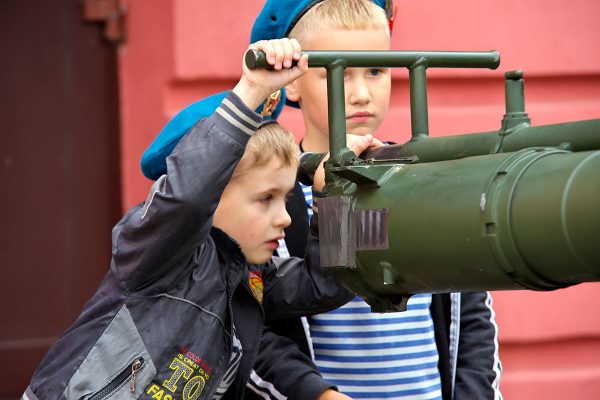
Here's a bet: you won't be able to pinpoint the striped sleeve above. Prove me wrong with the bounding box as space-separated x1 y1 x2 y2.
213 92 262 138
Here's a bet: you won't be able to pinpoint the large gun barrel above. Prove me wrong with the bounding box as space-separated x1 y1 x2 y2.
321 148 600 311
247 50 600 312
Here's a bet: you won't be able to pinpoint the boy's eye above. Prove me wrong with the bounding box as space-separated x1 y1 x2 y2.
367 68 385 77
259 194 273 204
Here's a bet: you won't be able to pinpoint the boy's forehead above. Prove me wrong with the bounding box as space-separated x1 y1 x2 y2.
250 0 389 43
232 159 297 192
303 28 391 51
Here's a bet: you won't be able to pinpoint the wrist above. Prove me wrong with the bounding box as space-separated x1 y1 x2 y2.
232 78 269 111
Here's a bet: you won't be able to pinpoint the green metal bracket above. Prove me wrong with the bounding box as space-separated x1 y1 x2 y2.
502 70 531 131
245 49 500 172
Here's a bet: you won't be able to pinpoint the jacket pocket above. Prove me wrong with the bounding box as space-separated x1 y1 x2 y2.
64 304 157 399
86 357 145 400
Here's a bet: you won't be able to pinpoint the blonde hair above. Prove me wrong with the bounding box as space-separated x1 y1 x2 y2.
232 122 299 178
288 0 390 44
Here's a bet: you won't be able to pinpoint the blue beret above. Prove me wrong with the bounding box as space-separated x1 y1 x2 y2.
141 90 285 180
251 0 388 42
250 0 390 108
141 0 391 180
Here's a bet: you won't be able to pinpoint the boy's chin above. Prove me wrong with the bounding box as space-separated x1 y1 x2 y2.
244 252 272 265
348 127 374 136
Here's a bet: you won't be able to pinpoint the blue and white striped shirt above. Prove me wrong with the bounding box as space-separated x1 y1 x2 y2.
310 296 442 399
281 183 443 399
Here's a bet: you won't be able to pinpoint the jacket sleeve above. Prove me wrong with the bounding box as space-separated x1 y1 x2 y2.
246 321 337 400
453 291 503 399
261 198 354 319
112 93 262 291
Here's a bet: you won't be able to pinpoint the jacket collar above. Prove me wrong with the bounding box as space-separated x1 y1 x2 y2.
210 226 249 284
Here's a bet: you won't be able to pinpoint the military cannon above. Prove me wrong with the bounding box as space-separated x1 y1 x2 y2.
246 49 600 312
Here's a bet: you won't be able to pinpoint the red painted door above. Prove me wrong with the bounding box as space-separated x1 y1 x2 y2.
0 1 121 398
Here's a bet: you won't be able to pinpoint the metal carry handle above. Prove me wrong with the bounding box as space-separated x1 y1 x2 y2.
245 48 500 168
245 49 500 69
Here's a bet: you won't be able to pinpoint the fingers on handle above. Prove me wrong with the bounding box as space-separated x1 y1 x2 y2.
281 39 294 68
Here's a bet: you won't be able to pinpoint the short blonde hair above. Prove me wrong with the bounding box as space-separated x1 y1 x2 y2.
288 0 390 44
232 122 299 178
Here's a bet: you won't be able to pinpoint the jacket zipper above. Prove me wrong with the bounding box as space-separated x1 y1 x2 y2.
204 276 242 400
88 357 144 400
238 281 265 400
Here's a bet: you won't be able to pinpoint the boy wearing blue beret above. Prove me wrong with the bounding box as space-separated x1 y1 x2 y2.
22 39 373 400
249 2 503 399
141 1 503 399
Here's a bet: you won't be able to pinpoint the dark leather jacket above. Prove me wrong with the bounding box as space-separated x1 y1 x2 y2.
24 93 352 400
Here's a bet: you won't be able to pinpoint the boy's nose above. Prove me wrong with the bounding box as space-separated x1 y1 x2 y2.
347 79 371 105
274 204 292 229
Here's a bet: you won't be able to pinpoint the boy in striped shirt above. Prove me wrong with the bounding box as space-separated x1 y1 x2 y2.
250 1 502 399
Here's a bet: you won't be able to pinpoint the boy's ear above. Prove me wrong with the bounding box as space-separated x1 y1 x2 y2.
285 80 300 103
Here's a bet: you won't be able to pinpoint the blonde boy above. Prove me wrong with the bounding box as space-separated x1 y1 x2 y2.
23 39 370 400
285 0 392 152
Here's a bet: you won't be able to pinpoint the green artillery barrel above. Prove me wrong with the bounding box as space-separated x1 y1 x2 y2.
320 148 600 310
246 49 600 312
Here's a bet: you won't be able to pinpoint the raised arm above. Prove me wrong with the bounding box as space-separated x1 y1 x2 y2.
113 39 308 291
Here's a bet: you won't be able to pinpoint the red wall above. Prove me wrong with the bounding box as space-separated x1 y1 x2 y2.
118 0 600 398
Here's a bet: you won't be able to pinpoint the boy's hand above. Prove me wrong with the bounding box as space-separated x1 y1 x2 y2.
346 133 384 155
313 134 384 191
317 389 353 400
233 38 309 111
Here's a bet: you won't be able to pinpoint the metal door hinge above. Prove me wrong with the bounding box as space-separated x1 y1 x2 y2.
83 0 125 43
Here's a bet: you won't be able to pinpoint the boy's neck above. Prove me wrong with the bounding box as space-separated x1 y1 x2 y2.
300 133 330 153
